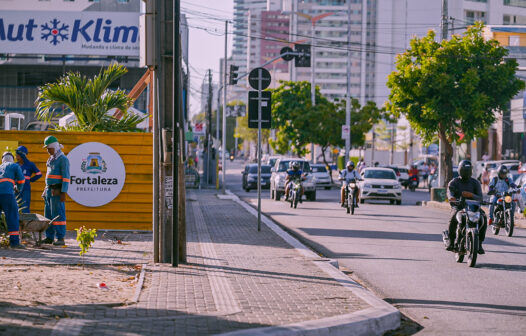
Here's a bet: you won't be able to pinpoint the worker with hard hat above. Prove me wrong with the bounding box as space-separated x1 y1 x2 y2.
41 136 70 246
0 151 26 248
15 145 42 213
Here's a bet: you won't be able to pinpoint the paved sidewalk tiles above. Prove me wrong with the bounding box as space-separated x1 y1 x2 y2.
0 189 378 336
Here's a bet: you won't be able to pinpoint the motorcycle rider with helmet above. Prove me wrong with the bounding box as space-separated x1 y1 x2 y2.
285 161 304 203
339 161 361 207
488 165 517 226
446 160 487 254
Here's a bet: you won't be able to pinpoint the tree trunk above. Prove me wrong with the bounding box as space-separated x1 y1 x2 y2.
321 145 333 184
440 130 454 187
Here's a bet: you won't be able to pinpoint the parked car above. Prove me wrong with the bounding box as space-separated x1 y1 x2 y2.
359 167 402 205
311 164 332 189
25 121 55 131
270 158 317 201
242 164 272 191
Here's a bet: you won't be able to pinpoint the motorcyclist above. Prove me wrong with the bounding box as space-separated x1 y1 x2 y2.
285 161 304 203
339 161 361 207
488 165 517 226
446 160 487 254
409 164 419 187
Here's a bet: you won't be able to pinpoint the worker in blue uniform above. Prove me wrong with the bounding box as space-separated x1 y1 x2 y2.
15 146 42 213
41 136 70 246
0 151 26 248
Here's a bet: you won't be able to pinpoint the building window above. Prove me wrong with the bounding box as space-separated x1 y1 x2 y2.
509 35 520 46
467 0 487 2
117 0 130 3
465 10 486 24
504 0 526 8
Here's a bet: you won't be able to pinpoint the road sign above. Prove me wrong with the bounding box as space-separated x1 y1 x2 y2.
248 91 271 129
341 125 350 140
248 67 271 91
280 46 294 61
294 44 311 67
226 105 246 117
193 123 206 136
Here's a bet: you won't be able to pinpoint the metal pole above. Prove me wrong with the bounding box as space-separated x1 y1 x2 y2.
360 0 367 105
222 20 228 194
438 0 448 188
153 71 160 263
345 0 351 164
257 68 262 232
311 23 315 163
207 70 212 185
172 0 180 267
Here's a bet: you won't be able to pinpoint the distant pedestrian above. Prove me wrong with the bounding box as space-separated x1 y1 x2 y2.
15 146 42 213
482 152 490 162
0 152 26 248
41 136 70 246
481 167 490 193
421 162 430 187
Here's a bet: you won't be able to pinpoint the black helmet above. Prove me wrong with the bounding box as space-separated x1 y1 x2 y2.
497 165 509 179
458 160 473 180
291 161 300 171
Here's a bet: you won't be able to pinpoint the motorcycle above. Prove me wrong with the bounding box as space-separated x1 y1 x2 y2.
409 175 418 192
491 187 521 237
442 197 485 267
344 179 358 215
290 180 302 209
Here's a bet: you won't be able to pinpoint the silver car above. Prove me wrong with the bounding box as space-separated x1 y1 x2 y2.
270 158 317 201
311 164 332 190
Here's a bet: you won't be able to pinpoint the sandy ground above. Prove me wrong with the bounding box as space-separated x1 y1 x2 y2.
0 264 142 307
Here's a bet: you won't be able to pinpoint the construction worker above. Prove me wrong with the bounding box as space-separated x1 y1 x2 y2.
41 136 70 246
15 146 42 213
0 152 26 248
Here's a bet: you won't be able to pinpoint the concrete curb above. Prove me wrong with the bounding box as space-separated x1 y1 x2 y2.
223 190 400 336
423 201 526 229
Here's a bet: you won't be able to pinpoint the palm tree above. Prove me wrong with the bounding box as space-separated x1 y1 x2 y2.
36 63 146 132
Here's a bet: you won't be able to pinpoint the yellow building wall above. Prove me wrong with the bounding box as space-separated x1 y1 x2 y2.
0 131 153 231
492 32 526 47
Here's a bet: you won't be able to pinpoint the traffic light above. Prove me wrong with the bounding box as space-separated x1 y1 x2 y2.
229 64 239 85
294 44 311 67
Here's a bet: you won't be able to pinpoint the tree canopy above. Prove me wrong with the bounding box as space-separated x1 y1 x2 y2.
386 23 524 183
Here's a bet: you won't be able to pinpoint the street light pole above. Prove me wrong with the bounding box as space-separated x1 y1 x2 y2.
311 22 316 163
345 0 352 164
222 20 228 194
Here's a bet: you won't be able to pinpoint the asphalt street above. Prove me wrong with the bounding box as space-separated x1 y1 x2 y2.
224 160 526 335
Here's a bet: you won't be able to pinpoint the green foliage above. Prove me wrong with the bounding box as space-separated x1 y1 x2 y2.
75 226 97 258
386 23 524 183
36 63 146 132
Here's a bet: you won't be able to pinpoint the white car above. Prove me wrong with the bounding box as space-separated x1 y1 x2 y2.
359 168 402 205
311 164 332 189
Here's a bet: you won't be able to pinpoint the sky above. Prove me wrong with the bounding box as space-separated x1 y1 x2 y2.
182 0 234 117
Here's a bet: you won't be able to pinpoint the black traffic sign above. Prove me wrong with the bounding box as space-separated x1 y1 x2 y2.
294 44 311 67
280 46 294 61
248 91 271 129
248 67 271 91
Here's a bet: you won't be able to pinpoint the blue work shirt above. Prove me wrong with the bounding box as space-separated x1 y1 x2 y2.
0 162 25 195
45 152 70 193
18 158 42 191
287 169 303 180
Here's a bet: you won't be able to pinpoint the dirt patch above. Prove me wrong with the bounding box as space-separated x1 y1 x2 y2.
0 264 142 307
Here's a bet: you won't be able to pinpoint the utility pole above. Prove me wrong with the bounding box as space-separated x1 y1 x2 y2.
206 69 213 185
345 0 351 164
222 20 228 194
310 21 316 163
438 0 448 188
359 0 367 105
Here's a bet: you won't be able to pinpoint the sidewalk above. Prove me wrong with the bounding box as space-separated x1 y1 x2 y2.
0 189 399 336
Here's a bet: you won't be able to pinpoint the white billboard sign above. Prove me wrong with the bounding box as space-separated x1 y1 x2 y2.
67 142 126 207
0 11 139 56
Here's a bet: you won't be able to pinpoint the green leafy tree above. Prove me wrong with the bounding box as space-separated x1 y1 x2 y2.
386 23 524 185
36 63 146 132
270 81 328 157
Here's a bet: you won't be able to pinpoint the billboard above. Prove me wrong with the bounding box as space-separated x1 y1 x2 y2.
0 11 139 56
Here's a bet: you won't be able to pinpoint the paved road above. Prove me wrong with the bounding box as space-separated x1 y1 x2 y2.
224 160 526 335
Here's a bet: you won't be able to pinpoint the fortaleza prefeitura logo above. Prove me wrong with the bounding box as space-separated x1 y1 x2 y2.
67 143 126 208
